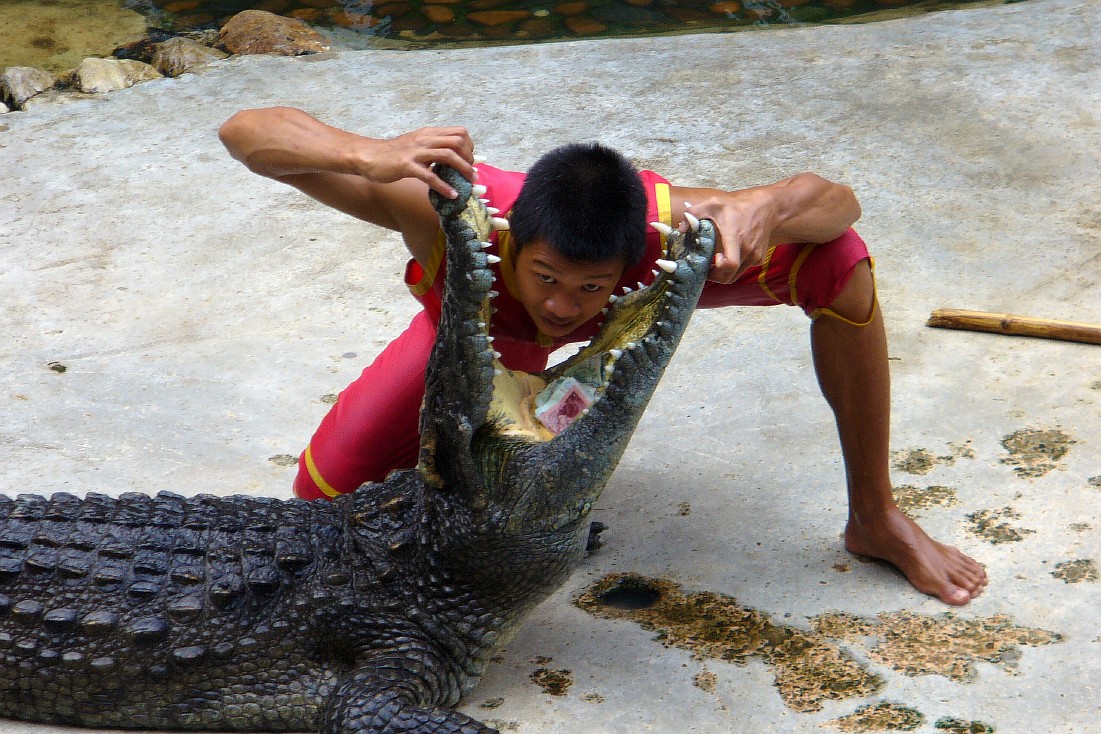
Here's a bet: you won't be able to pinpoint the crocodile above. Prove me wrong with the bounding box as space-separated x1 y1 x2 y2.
0 164 715 734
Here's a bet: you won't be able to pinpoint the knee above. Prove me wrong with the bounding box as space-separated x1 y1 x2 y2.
822 259 876 325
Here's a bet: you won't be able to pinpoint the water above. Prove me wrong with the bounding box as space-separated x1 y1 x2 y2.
4 0 1008 72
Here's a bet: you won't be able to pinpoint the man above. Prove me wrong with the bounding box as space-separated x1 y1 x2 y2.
219 107 987 606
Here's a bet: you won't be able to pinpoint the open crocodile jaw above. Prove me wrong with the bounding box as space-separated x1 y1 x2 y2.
422 165 715 535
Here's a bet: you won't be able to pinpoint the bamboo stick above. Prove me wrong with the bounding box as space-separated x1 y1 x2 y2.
926 308 1101 345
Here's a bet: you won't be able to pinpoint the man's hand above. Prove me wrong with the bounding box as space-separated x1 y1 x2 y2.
219 108 479 199
360 127 478 200
670 173 861 284
683 189 777 284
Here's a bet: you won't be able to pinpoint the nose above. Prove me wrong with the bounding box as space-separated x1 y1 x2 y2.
544 292 581 320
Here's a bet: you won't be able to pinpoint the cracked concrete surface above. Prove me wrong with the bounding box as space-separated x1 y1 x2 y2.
1 0 1098 731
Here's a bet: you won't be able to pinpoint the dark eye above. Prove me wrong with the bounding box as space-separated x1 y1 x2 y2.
581 284 604 293
537 273 556 284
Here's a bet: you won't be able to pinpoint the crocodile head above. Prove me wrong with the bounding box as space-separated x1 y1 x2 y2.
420 165 714 540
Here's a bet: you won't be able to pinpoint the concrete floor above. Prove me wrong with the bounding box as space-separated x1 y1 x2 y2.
1 0 1099 731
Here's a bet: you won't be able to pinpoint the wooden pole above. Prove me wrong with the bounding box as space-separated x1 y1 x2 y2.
926 308 1101 345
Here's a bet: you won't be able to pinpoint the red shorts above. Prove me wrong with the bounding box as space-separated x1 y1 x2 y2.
294 231 870 499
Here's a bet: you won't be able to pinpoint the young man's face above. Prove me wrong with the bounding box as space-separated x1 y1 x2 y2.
513 240 626 338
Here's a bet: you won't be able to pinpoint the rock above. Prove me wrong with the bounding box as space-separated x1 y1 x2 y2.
113 29 176 64
564 16 608 34
19 88 98 111
709 0 743 14
151 37 228 77
467 10 530 26
183 29 222 46
0 101 8 114
74 58 162 95
215 10 330 56
0 67 56 109
422 5 456 23
553 2 589 15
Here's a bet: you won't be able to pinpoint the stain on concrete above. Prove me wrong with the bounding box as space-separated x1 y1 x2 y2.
577 574 884 713
935 717 996 733
1069 522 1092 533
813 610 1062 682
578 575 1062 715
1052 559 1098 583
479 697 504 709
267 453 298 467
828 702 925 731
46 361 67 373
530 667 573 696
581 692 605 704
676 501 691 516
1088 476 1101 488
694 669 718 692
1000 427 1074 478
892 442 973 475
483 720 519 732
965 507 1035 545
892 484 958 515
892 448 939 475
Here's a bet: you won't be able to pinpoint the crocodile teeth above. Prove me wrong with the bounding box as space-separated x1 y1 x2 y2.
473 154 488 164
655 258 678 273
609 349 623 359
491 217 510 231
487 290 499 299
479 198 491 205
494 368 502 376
684 211 700 232
485 206 500 215
486 335 495 342
486 254 501 264
472 184 488 196
649 221 673 236
492 351 502 359
621 286 633 294
626 342 637 350
651 269 660 278
607 294 618 303
636 281 646 291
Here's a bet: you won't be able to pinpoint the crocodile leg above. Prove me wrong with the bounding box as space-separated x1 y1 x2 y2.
321 664 495 734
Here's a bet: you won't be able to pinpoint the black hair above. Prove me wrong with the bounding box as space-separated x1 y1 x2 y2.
509 142 647 267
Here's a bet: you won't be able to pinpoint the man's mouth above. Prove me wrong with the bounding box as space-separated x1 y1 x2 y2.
541 314 578 332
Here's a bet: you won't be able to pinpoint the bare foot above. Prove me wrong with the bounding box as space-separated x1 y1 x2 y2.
844 508 987 605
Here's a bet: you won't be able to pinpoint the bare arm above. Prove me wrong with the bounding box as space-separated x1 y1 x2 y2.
218 107 477 262
669 173 862 283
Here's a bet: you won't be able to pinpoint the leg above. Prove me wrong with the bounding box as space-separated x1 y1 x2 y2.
294 311 438 499
810 261 987 605
323 662 496 734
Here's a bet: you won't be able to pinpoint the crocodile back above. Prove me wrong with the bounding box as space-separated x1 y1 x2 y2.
0 490 342 730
